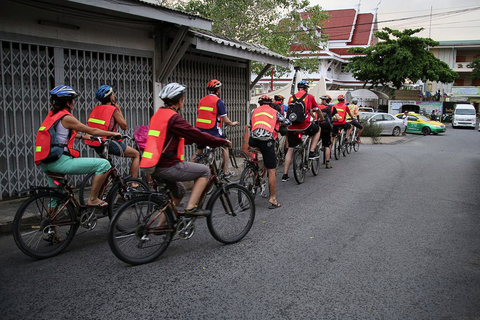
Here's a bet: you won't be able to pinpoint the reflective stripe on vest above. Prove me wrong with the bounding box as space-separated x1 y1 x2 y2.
196 95 219 129
84 104 117 147
252 106 277 132
139 109 184 170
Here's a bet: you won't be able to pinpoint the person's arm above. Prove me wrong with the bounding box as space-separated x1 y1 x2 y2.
61 115 120 139
346 106 354 120
277 111 291 126
309 95 324 121
169 115 230 148
112 105 128 130
217 99 238 126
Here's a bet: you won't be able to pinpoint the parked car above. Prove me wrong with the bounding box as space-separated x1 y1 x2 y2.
360 112 404 136
395 112 447 135
358 106 375 113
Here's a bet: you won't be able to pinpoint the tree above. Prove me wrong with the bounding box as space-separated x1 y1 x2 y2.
345 28 457 90
174 0 330 76
467 58 480 80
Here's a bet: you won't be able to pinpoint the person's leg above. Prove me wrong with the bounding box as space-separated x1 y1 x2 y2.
310 129 320 153
283 148 294 176
122 146 140 178
283 131 298 179
42 155 111 206
267 168 279 207
222 146 231 175
154 162 211 214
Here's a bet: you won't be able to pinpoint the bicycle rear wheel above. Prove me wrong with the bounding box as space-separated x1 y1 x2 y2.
311 141 321 176
239 165 257 198
206 184 255 244
346 133 353 154
13 192 78 259
333 136 341 160
108 195 175 265
293 147 306 184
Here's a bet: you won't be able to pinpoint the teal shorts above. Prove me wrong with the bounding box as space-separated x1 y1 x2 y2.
40 154 111 187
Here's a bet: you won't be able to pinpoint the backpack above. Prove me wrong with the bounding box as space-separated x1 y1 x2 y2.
287 92 308 124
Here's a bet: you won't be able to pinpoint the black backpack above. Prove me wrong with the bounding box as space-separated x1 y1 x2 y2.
287 93 308 124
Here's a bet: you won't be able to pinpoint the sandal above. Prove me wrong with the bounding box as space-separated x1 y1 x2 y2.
86 200 108 208
268 201 281 209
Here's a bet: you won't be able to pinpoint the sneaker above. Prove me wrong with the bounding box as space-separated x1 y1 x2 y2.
355 137 361 143
182 206 211 217
223 171 234 179
308 152 320 159
281 174 289 182
326 161 332 169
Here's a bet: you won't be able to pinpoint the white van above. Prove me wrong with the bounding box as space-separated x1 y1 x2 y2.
452 104 476 129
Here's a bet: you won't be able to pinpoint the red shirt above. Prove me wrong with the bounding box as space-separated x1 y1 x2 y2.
332 102 351 125
287 90 319 131
158 113 226 168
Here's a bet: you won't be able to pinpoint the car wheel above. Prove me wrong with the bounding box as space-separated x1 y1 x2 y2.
392 126 401 136
452 123 456 129
422 127 431 136
433 132 438 135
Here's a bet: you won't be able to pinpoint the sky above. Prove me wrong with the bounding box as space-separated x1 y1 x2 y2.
310 0 480 42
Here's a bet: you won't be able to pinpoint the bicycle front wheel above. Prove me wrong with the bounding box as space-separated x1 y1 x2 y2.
108 195 175 265
353 139 360 152
13 192 78 259
293 147 306 184
230 148 248 171
206 184 255 244
107 177 150 219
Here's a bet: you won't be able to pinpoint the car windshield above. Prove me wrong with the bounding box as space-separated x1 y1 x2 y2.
416 114 430 121
455 109 476 115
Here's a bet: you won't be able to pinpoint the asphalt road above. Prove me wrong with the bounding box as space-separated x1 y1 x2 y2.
1 126 480 319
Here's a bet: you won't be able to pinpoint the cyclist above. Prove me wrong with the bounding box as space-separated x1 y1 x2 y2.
281 80 324 182
140 83 231 216
249 95 291 209
84 85 140 179
35 85 121 208
193 79 238 178
332 94 354 143
346 98 364 143
273 95 288 116
319 95 338 169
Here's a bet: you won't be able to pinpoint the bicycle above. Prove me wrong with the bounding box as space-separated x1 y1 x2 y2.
292 131 322 184
78 136 150 219
240 147 267 199
108 146 256 265
332 127 347 160
348 125 360 153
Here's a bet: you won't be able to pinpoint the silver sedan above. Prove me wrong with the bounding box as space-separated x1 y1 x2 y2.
359 112 404 136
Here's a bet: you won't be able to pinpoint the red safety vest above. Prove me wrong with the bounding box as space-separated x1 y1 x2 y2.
139 108 184 170
333 102 348 125
34 110 80 165
196 95 219 130
84 104 117 147
251 105 279 140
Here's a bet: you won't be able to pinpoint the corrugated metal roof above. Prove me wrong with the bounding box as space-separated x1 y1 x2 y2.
135 0 212 21
190 29 289 62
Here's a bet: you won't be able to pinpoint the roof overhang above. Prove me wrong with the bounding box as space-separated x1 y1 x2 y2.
191 30 290 67
65 0 212 30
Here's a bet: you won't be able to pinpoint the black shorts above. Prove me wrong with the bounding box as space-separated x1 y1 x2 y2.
349 119 363 130
320 129 332 148
333 123 351 135
287 123 319 148
248 137 276 169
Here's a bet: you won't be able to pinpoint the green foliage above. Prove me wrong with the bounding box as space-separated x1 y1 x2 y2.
361 121 382 138
346 28 458 90
174 0 330 76
467 58 480 80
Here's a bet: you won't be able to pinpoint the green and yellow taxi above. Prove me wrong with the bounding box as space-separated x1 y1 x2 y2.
395 112 447 135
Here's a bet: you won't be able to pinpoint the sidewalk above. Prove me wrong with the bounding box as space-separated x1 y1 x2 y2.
0 134 419 235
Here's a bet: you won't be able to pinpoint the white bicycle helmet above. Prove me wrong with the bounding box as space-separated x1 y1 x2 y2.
159 83 186 101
